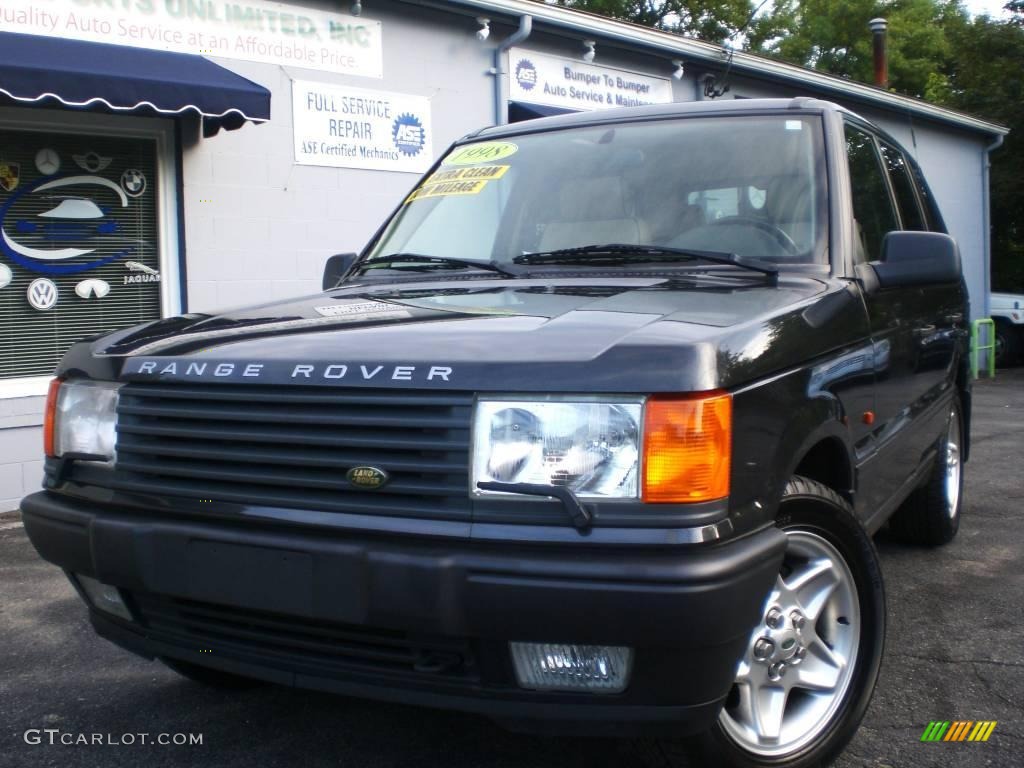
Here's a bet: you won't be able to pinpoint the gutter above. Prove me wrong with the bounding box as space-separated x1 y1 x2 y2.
491 15 532 125
430 0 1007 138
981 134 1005 321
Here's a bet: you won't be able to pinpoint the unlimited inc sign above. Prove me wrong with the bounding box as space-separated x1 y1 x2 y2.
508 48 673 112
0 0 382 77
292 81 433 173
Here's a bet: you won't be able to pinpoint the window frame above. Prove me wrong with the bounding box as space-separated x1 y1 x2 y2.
906 154 948 234
842 118 901 264
0 108 181 398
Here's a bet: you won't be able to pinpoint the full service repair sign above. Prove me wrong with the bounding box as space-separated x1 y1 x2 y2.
292 81 432 173
0 0 382 78
509 48 673 112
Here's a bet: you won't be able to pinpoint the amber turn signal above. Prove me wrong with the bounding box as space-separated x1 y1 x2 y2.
642 392 732 503
43 378 61 458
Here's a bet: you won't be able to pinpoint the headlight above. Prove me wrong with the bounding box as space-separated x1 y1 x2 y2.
45 379 121 463
472 399 642 499
472 393 733 505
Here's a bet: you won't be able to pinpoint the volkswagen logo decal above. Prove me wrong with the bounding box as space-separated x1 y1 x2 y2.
346 466 389 490
27 278 58 310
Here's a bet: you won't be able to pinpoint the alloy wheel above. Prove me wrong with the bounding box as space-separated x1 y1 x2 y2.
719 531 861 757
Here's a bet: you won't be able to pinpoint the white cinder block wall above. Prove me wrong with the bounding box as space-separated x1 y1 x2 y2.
0 397 45 512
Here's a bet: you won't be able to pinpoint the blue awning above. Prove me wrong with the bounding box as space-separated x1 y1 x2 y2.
0 32 270 137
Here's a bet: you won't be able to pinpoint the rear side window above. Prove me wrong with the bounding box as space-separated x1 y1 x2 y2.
878 141 925 231
845 124 898 262
909 162 946 233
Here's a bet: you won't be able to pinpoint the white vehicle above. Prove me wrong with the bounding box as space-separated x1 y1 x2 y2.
992 292 1024 367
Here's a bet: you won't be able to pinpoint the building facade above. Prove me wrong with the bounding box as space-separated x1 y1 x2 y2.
0 0 1007 509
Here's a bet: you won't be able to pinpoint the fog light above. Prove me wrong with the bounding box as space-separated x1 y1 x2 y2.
510 642 632 693
75 574 133 622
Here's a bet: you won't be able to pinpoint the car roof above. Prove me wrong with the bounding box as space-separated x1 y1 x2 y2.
468 98 854 141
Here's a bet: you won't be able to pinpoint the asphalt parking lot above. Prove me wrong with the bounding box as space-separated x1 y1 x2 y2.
1 371 1021 768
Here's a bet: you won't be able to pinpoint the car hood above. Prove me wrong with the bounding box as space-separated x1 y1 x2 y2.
79 274 847 392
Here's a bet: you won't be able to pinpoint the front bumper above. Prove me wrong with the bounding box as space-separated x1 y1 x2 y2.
22 490 785 735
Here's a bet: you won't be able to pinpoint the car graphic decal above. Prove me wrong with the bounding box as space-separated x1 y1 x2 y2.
0 174 140 274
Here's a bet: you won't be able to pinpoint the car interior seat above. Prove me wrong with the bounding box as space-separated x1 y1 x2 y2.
538 176 646 251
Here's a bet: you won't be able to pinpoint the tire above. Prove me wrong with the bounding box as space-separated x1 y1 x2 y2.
653 477 886 768
161 658 264 689
994 322 1020 368
888 399 963 546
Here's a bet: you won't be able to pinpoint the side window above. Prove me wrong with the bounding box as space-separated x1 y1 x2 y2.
844 124 898 262
909 162 945 233
878 141 925 231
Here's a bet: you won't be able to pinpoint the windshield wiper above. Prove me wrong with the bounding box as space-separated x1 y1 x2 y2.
358 254 519 277
513 244 779 285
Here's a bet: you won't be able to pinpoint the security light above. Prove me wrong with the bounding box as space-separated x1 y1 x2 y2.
582 40 596 63
672 60 685 80
476 17 490 41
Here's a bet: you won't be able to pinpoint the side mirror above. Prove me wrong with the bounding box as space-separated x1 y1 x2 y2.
871 231 961 289
322 253 358 290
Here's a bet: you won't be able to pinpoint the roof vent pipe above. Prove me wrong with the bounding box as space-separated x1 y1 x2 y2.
869 18 888 89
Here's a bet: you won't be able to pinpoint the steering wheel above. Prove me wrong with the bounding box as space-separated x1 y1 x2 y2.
708 216 800 257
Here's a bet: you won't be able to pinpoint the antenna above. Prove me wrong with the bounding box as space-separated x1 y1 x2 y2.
704 0 771 99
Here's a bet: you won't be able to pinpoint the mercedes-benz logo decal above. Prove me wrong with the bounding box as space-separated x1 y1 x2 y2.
35 148 60 176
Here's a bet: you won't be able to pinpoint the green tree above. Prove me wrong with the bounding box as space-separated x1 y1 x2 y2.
542 0 755 43
937 9 1024 290
535 0 1022 289
746 0 964 99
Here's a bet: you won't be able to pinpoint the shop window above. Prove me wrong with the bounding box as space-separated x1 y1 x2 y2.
0 129 162 379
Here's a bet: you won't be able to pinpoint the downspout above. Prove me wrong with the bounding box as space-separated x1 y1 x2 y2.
492 15 533 126
981 133 1004 321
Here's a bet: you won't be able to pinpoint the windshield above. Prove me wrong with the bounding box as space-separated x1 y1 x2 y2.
365 115 828 268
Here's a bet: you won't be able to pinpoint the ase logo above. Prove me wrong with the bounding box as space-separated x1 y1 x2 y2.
515 59 537 90
921 720 997 743
392 113 425 157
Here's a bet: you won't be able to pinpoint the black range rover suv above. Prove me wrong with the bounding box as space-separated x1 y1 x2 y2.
23 99 970 767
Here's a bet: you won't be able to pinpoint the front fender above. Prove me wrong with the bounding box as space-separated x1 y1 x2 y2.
730 366 856 536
